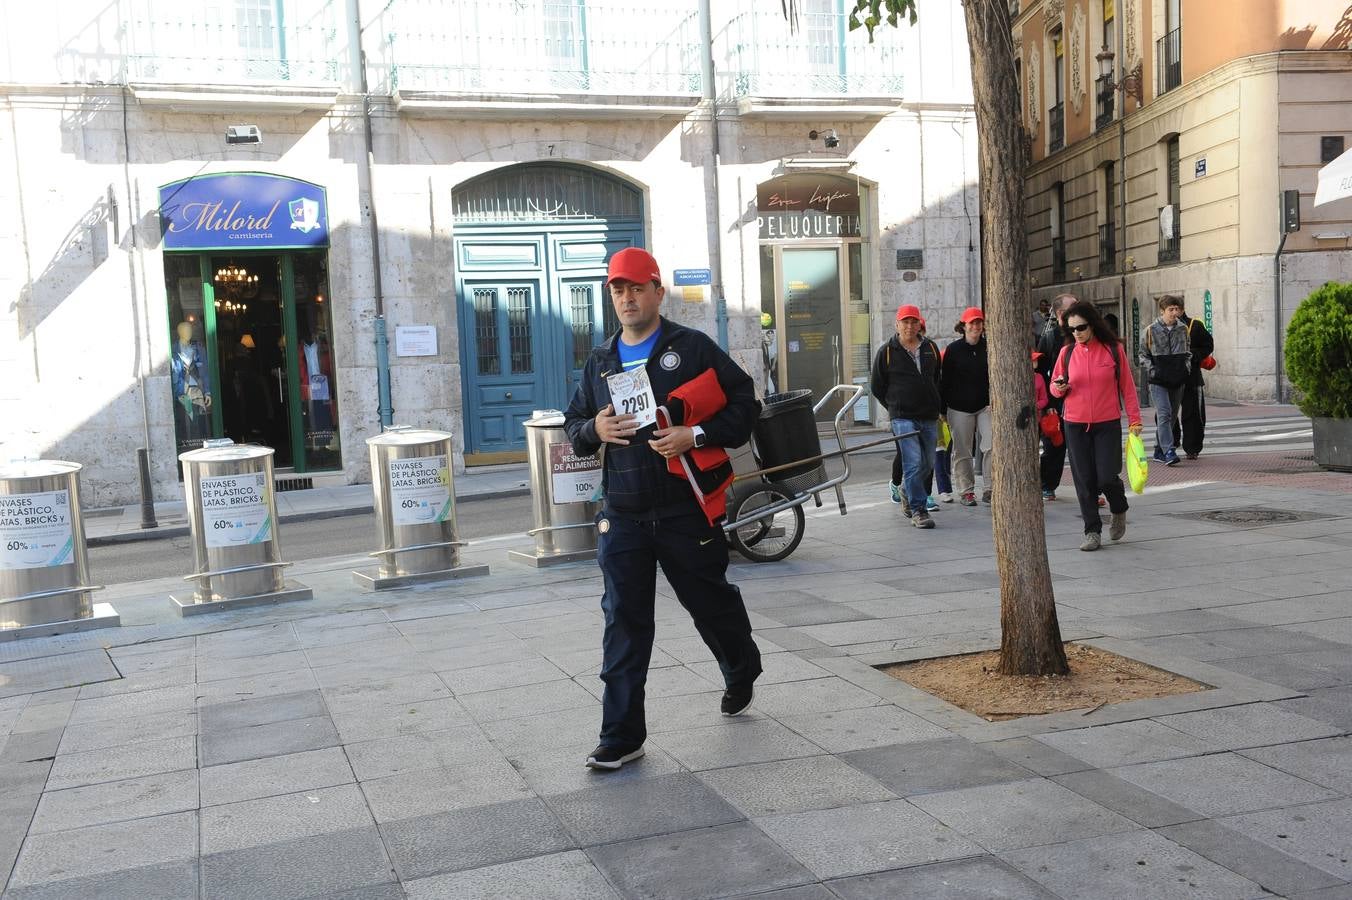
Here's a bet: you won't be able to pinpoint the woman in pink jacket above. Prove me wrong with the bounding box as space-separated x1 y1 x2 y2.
1049 301 1144 551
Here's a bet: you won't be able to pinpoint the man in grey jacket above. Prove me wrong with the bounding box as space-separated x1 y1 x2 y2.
1139 294 1191 466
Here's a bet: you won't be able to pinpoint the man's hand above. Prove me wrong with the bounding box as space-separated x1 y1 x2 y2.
595 404 639 445
649 425 695 460
1128 423 1143 436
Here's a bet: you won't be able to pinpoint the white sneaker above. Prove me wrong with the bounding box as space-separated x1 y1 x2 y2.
938 492 954 503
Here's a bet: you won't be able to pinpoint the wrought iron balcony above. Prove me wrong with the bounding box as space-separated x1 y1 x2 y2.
1048 102 1065 153
1158 204 1180 263
1051 236 1067 282
1099 223 1116 273
725 4 904 98
123 2 343 85
1157 28 1182 94
370 0 703 96
1095 74 1115 130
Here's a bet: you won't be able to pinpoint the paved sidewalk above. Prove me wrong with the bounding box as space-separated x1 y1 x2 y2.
0 461 1350 897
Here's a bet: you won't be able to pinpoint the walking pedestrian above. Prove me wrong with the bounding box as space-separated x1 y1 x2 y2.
564 247 762 770
871 304 943 529
1048 301 1143 551
942 307 992 506
1140 294 1191 467
1175 307 1215 459
1036 294 1077 500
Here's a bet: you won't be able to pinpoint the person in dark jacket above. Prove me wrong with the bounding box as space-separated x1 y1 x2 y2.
1139 294 1191 466
871 303 943 529
564 247 762 771
1035 294 1077 500
941 306 992 506
1174 308 1215 459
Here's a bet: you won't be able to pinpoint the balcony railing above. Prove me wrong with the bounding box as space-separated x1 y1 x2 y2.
725 4 904 98
1099 223 1116 273
1157 28 1181 94
1051 236 1067 282
371 0 703 96
1048 102 1065 153
124 2 344 86
1158 205 1180 262
1095 74 1115 130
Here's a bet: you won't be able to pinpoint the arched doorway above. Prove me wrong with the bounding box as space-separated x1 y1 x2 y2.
453 163 645 462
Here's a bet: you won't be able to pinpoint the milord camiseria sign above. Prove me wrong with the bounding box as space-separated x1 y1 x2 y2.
158 172 329 251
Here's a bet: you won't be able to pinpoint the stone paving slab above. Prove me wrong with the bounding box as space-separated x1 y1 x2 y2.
30 769 199 834
1000 828 1268 899
1157 819 1348 897
585 821 814 899
826 855 1060 900
696 754 895 817
403 850 620 900
907 778 1138 852
199 746 355 807
1109 752 1341 817
1218 798 1352 881
755 799 984 880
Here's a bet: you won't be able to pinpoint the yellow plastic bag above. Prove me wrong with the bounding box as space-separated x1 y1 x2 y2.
1125 432 1148 494
939 419 952 450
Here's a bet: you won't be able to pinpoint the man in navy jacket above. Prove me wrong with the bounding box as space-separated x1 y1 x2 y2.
565 248 762 771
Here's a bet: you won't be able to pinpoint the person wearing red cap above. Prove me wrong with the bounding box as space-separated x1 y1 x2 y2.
564 247 762 770
870 304 944 528
941 307 993 506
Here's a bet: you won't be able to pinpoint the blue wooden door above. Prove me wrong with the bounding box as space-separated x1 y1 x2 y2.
461 278 545 455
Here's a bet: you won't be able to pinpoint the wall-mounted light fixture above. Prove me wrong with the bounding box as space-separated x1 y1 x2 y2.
1095 45 1144 106
225 124 262 145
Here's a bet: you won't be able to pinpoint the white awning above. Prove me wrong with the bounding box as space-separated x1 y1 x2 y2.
1314 147 1352 207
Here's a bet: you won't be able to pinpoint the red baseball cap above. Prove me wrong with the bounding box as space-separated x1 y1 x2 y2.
607 247 661 285
960 306 985 324
895 304 922 322
1031 349 1043 360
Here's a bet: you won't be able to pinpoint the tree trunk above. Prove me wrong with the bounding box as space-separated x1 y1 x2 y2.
961 0 1069 676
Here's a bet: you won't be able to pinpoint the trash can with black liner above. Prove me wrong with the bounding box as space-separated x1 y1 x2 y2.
753 390 825 495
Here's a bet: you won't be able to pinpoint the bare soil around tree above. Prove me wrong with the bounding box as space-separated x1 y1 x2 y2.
880 642 1209 721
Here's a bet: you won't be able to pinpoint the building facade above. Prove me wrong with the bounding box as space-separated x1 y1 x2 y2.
0 0 978 506
1013 0 1352 401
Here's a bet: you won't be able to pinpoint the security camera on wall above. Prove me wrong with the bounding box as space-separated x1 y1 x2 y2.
809 128 841 150
225 125 262 145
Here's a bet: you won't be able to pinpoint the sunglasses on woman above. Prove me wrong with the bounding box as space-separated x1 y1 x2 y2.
1069 323 1091 333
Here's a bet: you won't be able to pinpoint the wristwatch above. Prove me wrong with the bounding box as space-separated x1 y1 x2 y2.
691 426 707 449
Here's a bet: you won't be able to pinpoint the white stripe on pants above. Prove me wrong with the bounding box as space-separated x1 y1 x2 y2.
947 406 992 496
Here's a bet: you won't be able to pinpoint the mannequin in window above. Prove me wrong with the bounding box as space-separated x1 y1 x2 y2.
298 318 335 445
170 320 211 449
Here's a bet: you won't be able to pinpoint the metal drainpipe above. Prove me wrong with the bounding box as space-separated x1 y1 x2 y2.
1274 232 1288 403
347 0 394 427
699 0 729 350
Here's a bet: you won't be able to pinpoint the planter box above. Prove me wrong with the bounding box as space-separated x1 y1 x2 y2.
1313 417 1352 472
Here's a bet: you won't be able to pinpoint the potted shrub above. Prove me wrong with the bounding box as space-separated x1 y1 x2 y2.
1285 281 1352 471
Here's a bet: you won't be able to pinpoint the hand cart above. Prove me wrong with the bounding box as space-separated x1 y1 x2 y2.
721 384 915 563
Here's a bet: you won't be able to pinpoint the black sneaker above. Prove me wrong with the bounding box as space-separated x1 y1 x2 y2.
721 686 754 716
585 744 645 770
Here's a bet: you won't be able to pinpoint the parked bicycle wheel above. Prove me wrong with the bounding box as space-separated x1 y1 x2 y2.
727 485 805 563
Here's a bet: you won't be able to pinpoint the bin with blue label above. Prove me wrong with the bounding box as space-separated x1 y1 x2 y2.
0 460 117 637
354 427 489 590
172 441 311 614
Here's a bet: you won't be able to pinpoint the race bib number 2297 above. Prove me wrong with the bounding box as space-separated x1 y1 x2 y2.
607 368 658 429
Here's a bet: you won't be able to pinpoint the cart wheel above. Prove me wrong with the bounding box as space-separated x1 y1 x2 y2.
728 486 805 563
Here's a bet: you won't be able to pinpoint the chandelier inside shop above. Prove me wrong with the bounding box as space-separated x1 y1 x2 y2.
213 262 260 311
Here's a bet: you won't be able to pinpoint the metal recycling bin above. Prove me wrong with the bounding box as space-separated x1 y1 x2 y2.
0 460 116 636
507 410 601 567
172 441 311 614
353 427 489 590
